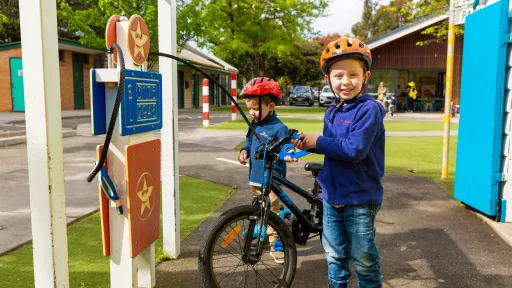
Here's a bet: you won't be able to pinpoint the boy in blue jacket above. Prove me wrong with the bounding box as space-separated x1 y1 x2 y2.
237 77 288 264
286 37 386 288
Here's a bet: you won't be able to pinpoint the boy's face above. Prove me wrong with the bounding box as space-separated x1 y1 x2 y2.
326 58 371 101
245 98 275 122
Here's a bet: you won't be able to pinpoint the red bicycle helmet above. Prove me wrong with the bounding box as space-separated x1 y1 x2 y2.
240 77 283 100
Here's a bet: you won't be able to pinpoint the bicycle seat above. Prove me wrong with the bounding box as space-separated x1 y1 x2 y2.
304 162 324 173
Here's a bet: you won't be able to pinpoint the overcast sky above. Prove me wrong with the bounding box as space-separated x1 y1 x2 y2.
313 0 391 36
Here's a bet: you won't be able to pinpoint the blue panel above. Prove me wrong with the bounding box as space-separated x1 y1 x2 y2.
120 70 163 136
90 69 107 136
500 200 507 222
454 1 508 217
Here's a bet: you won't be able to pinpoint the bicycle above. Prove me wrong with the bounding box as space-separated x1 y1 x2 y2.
198 129 324 287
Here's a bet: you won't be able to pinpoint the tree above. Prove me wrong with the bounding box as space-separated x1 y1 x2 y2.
0 0 20 43
57 0 159 51
312 33 341 48
368 4 399 39
351 0 376 42
399 0 464 46
178 0 329 80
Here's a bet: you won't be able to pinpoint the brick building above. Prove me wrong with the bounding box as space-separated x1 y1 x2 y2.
365 14 463 111
0 38 105 112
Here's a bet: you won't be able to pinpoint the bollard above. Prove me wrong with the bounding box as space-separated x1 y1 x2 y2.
203 78 209 127
231 73 237 121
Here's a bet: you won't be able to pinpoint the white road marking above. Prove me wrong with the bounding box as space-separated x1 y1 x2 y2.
215 157 249 167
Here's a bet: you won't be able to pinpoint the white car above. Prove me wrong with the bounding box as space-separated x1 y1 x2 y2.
319 85 335 107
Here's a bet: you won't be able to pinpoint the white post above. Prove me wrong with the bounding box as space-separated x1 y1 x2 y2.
203 79 210 127
18 0 69 286
159 0 181 258
231 73 237 120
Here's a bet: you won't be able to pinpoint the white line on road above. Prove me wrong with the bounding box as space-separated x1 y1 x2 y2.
215 157 249 167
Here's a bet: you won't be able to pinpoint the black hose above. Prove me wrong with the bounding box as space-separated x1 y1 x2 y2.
86 44 126 183
149 51 262 144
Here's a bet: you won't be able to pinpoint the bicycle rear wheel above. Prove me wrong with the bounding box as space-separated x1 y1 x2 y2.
198 205 297 287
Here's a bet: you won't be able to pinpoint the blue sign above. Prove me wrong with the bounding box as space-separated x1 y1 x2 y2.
90 69 107 136
121 69 163 136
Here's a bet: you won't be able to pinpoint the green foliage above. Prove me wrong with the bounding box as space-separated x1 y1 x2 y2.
178 0 329 80
0 0 20 43
399 0 464 46
57 0 159 51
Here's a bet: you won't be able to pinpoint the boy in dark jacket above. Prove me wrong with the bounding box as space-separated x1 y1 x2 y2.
237 77 288 263
286 37 386 288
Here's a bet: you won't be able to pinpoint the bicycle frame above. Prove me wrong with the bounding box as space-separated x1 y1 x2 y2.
271 172 322 234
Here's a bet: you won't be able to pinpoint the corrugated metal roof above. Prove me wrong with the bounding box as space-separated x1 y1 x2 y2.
366 13 448 50
178 48 225 70
185 44 239 73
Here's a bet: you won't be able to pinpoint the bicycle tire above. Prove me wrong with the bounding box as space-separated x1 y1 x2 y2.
198 205 297 287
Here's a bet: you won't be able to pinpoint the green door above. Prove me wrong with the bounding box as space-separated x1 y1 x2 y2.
178 71 184 109
9 58 25 112
193 73 199 108
72 53 85 109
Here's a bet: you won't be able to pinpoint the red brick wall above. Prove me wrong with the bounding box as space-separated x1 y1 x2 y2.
0 48 22 112
59 51 74 110
0 48 98 111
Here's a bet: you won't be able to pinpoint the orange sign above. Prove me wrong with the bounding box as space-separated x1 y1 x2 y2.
127 15 150 66
125 139 160 258
96 145 110 257
105 15 121 64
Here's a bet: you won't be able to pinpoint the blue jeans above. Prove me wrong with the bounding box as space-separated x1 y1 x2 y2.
322 200 382 288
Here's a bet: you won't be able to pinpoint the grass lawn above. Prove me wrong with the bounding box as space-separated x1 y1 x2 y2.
212 105 327 115
0 176 234 287
301 137 457 196
209 118 458 133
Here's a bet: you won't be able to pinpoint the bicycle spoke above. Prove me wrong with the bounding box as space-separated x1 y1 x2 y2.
214 241 242 260
256 259 282 281
251 266 272 288
217 259 244 286
236 266 251 287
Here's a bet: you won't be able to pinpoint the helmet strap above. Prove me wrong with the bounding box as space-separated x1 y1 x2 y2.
258 98 262 122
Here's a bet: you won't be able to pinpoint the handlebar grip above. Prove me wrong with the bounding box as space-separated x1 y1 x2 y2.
278 143 309 160
292 131 304 141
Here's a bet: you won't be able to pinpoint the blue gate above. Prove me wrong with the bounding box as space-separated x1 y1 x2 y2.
454 0 509 220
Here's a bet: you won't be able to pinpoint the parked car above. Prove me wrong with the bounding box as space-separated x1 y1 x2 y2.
319 85 335 107
289 85 315 106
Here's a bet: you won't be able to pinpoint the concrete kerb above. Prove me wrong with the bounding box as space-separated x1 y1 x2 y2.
0 129 76 147
471 210 512 248
0 208 100 257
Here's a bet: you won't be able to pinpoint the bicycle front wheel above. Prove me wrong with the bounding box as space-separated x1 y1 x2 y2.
198 205 297 287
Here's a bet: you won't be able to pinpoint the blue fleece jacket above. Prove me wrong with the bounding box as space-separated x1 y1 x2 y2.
241 112 288 185
316 94 386 205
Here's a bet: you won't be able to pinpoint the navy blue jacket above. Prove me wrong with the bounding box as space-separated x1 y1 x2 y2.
241 112 288 185
316 94 386 205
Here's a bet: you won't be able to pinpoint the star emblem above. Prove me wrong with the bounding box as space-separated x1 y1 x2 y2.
130 19 149 59
137 175 153 216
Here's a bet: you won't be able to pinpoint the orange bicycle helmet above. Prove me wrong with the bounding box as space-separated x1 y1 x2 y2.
320 37 372 74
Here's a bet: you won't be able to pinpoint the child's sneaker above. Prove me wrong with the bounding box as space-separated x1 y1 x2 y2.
270 238 285 264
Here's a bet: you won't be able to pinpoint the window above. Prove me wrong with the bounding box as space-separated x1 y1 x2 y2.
59 50 64 62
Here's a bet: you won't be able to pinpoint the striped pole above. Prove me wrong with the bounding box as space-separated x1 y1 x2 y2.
442 0 455 179
203 78 209 127
231 73 237 121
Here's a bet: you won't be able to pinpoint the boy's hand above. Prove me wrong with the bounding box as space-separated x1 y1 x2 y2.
290 132 320 151
283 151 299 163
238 150 248 165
